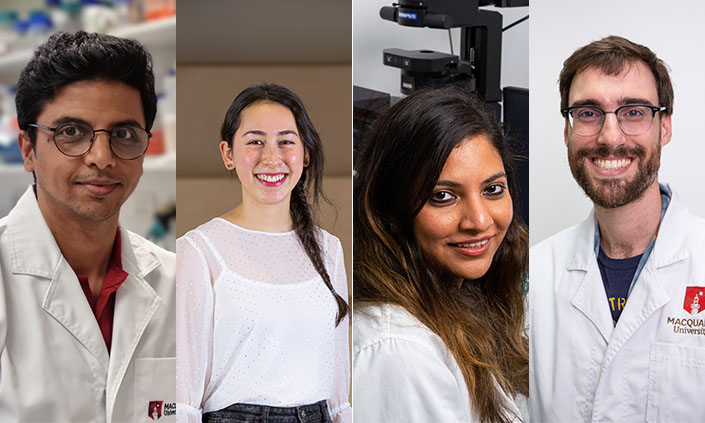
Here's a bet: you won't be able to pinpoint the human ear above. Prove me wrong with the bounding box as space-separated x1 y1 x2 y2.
219 140 235 170
19 131 35 173
304 147 310 167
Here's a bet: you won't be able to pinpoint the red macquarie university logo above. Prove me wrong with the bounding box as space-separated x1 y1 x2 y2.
684 286 705 315
148 401 162 420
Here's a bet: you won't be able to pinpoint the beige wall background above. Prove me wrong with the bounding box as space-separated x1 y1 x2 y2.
176 64 353 284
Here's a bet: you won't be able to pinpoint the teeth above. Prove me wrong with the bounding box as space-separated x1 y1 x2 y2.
593 158 632 170
456 239 489 249
257 174 285 182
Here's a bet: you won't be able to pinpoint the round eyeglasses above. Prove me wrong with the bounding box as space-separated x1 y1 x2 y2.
28 121 151 160
560 105 666 137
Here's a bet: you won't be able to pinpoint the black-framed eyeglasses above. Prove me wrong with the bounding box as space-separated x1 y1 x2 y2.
560 104 666 137
27 121 151 160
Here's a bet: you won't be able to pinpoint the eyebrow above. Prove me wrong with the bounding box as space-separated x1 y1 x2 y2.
51 116 145 129
436 172 507 187
570 97 656 108
242 129 299 137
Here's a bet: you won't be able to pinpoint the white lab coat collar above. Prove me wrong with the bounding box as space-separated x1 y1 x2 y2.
5 186 163 421
565 184 688 356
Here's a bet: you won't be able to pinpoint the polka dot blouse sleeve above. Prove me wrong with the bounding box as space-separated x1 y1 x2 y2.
176 235 214 423
330 237 351 423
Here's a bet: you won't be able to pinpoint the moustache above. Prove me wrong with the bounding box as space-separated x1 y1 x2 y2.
575 144 646 160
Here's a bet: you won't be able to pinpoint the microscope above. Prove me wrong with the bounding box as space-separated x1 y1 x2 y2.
379 0 528 117
353 0 530 222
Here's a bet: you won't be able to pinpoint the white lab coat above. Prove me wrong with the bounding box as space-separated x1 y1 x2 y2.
0 187 176 423
530 187 705 422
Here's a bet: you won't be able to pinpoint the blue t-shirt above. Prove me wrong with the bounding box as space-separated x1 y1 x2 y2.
597 246 642 322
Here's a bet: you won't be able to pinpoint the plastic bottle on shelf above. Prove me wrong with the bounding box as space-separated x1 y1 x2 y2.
0 85 22 164
26 10 53 49
60 1 83 33
0 11 19 56
45 0 70 32
12 19 29 51
146 93 165 155
144 0 174 21
81 0 118 33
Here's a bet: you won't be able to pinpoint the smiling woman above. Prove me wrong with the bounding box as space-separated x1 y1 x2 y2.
176 84 351 423
353 86 528 423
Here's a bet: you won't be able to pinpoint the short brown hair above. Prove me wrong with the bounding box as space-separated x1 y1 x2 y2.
559 35 673 115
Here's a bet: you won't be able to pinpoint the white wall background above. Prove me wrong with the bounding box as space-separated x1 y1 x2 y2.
353 0 529 96
530 0 705 245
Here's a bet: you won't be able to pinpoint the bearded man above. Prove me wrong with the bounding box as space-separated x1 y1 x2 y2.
530 36 705 422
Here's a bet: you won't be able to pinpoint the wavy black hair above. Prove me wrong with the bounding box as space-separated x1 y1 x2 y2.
16 31 157 146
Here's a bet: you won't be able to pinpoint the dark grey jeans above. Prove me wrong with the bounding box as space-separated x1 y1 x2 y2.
202 400 331 423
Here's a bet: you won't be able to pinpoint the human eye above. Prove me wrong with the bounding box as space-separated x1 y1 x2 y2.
279 139 295 146
55 123 89 143
112 126 136 140
429 190 457 205
619 106 647 121
246 139 264 146
484 183 506 197
574 107 602 122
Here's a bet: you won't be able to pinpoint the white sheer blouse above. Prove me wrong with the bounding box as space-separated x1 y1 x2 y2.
176 218 351 423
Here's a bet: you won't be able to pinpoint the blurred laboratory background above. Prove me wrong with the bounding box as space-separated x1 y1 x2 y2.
0 0 176 251
176 0 352 278
353 0 529 225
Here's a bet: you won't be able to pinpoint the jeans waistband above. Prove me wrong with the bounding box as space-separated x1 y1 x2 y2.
202 399 330 423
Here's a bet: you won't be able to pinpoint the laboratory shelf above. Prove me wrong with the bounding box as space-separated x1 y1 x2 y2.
0 16 176 84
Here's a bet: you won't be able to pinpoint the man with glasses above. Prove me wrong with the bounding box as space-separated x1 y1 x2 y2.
0 32 175 422
530 35 705 421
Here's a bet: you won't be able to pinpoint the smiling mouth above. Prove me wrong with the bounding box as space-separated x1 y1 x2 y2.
255 173 288 186
450 237 492 257
591 158 632 170
454 239 489 249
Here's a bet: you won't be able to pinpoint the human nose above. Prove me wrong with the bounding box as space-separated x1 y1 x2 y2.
83 131 117 169
596 112 625 146
261 142 282 166
458 196 492 233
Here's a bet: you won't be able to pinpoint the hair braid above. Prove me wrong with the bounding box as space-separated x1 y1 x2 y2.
290 184 349 326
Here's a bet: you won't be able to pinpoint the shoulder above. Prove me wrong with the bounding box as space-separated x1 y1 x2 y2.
353 303 454 369
530 218 590 265
353 304 470 422
317 227 343 253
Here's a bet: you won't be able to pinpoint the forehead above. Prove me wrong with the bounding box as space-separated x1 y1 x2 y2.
238 101 297 130
38 79 145 126
568 61 659 107
440 135 504 179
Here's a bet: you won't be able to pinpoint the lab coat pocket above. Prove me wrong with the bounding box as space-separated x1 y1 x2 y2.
646 342 705 423
134 357 176 423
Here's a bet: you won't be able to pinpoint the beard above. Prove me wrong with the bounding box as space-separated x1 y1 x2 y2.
567 138 661 209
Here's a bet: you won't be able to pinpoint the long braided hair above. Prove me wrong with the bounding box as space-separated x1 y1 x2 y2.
221 84 349 326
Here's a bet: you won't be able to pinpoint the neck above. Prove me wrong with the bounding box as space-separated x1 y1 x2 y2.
595 180 662 259
224 197 293 233
37 193 118 295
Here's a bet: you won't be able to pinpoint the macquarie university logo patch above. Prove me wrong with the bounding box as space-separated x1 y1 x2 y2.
666 286 705 336
148 401 163 420
684 286 705 315
148 400 176 420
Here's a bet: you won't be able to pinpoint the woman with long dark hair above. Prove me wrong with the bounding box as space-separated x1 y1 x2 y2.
176 84 350 423
353 86 528 423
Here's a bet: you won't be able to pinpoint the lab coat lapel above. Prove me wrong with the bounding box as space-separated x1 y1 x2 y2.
601 187 687 369
569 211 615 343
8 187 110 369
105 229 161 420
